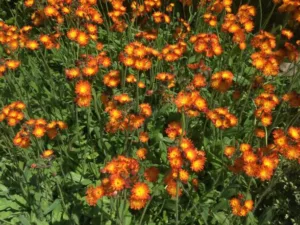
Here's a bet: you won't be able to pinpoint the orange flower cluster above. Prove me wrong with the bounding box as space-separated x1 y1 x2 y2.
27 0 103 26
27 0 71 24
86 155 151 210
65 53 111 107
203 0 233 27
203 13 218 27
187 60 211 72
119 42 159 71
13 118 67 148
165 122 183 140
152 12 171 24
0 22 33 54
208 0 232 13
114 93 132 104
67 28 91 46
251 31 276 53
250 31 281 76
156 72 175 88
284 42 299 62
173 19 191 40
135 29 158 41
108 0 127 32
230 144 279 181
190 33 222 57
0 101 26 126
277 0 300 23
254 92 279 127
251 51 281 76
207 108 238 129
76 2 103 24
282 91 300 108
75 80 92 107
211 70 234 92
103 95 151 133
175 91 208 117
164 138 206 197
222 5 256 49
129 182 151 210
103 70 120 88
131 0 162 17
230 196 254 216
39 33 60 49
67 53 111 80
272 127 300 161
161 41 187 62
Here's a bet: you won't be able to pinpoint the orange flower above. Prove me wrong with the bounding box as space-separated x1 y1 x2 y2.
32 125 46 138
190 157 206 172
166 180 182 197
183 148 198 162
165 122 183 140
131 182 150 200
136 148 147 160
281 29 293 40
179 169 189 183
129 197 147 210
76 95 92 107
86 186 98 206
257 166 273 181
175 91 192 109
25 40 39 50
211 70 234 92
255 128 265 138
224 146 235 158
82 66 98 77
75 80 91 97
65 68 80 79
41 149 54 158
126 74 137 83
144 167 159 182
92 185 105 199
67 28 79 41
110 175 126 191
190 33 222 57
192 74 207 88
139 132 149 143
6 60 20 70
114 94 132 104
139 103 152 117
76 31 89 46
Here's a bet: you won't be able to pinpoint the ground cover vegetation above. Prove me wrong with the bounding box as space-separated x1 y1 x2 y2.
0 0 300 224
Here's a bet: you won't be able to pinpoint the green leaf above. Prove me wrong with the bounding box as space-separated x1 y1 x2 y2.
19 215 31 225
67 172 92 185
12 195 27 206
0 211 14 220
0 199 20 210
44 199 61 215
246 212 258 225
212 212 230 225
0 184 9 193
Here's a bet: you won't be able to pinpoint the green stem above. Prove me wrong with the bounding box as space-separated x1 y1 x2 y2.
175 179 180 225
138 196 153 225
